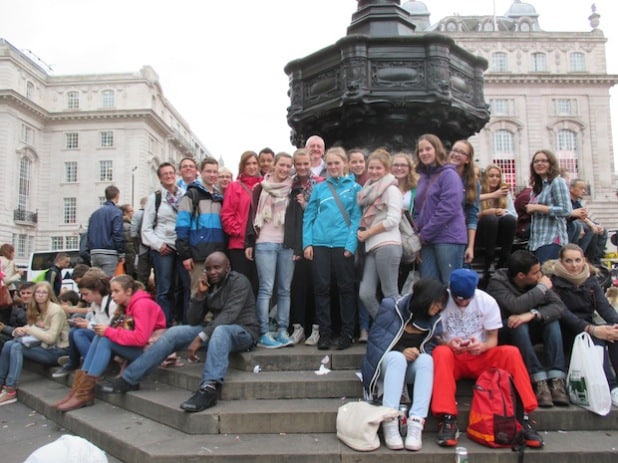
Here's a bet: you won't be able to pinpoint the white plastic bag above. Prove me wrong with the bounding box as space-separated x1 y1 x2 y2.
336 401 400 451
566 332 612 416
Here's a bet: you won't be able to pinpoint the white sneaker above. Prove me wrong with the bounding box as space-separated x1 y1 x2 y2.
611 387 618 407
304 324 320 346
382 418 404 450
404 416 424 451
359 328 369 343
290 324 305 344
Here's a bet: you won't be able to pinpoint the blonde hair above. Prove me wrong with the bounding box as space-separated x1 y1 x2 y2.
324 147 348 174
481 164 507 210
27 281 59 325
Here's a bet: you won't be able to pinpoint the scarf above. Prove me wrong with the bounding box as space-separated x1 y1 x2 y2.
237 173 262 191
254 174 292 229
553 260 590 287
357 173 398 228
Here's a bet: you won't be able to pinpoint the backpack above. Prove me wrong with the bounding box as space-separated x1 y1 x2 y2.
467 368 524 448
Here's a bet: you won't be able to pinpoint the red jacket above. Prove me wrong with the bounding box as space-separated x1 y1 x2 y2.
103 290 166 347
221 177 261 250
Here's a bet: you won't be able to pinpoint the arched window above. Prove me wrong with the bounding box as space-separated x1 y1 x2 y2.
531 53 547 72
555 129 579 179
491 52 508 72
556 129 578 153
493 129 514 154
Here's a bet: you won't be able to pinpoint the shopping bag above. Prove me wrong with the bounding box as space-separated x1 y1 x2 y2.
114 261 125 277
0 283 12 309
566 332 612 416
336 401 400 451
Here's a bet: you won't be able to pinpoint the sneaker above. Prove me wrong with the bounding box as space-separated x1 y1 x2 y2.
0 387 17 406
534 380 553 408
304 324 320 346
436 414 459 447
275 331 294 347
611 387 618 407
335 334 353 350
290 324 305 344
521 415 544 448
405 416 424 451
317 334 331 351
180 383 218 412
382 418 404 450
358 328 369 344
51 367 71 379
549 378 569 406
57 355 70 367
257 333 283 349
101 377 140 394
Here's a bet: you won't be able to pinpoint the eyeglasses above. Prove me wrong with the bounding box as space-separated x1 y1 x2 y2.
533 159 550 164
450 148 470 157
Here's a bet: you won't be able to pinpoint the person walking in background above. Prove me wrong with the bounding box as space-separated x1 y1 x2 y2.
86 185 125 277
221 151 262 294
131 196 152 285
525 149 572 263
0 244 23 298
413 134 466 284
120 204 136 278
45 252 71 298
303 147 361 351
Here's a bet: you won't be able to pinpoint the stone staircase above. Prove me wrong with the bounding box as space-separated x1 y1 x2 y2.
17 344 618 463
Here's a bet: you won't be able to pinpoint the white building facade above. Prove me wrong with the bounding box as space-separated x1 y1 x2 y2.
0 39 208 265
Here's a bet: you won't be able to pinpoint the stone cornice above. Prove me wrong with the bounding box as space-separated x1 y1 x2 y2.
484 74 618 86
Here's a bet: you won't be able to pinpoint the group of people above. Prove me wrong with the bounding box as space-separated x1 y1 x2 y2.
0 134 617 454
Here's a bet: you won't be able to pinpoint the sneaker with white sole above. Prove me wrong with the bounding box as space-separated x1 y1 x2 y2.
611 387 618 407
304 324 320 346
275 331 294 347
51 367 72 379
405 416 424 451
0 387 17 406
257 333 283 349
290 324 305 344
382 418 404 450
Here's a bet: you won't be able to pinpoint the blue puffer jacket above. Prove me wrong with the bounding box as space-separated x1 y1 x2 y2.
361 294 442 402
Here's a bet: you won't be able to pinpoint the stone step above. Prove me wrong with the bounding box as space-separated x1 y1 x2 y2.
15 372 618 463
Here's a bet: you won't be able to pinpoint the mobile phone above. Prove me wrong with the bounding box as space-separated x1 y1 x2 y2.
460 339 470 347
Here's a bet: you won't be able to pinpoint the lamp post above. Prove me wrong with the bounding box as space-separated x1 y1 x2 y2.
131 166 138 206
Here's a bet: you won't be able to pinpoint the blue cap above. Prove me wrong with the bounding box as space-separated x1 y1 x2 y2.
449 268 479 299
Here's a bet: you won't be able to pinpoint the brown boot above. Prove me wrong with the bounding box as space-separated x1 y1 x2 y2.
550 378 570 406
52 370 85 408
535 380 553 408
56 374 97 412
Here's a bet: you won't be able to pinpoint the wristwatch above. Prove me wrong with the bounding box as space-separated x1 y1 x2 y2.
530 309 541 320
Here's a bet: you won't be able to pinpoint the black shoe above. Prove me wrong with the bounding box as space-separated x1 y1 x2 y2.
180 384 217 413
101 377 140 394
317 335 331 350
335 334 353 350
521 416 544 448
436 414 459 447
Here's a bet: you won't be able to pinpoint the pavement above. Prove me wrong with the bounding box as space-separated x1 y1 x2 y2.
0 400 123 463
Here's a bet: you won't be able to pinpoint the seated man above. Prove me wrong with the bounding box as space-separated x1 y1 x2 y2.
432 268 542 448
486 250 568 408
102 252 259 413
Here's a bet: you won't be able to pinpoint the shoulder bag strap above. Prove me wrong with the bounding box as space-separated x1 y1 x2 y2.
326 182 351 227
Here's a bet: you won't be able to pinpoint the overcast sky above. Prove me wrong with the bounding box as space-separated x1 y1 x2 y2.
1 0 616 172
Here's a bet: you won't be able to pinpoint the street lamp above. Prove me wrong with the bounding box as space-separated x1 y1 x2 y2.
131 166 138 206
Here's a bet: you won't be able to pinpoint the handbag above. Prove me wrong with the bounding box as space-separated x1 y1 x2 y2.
0 283 12 309
336 401 401 451
566 332 612 416
114 260 126 277
399 211 421 264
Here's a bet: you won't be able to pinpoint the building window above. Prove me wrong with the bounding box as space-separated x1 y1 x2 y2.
569 52 586 72
490 99 514 116
51 236 64 251
66 236 78 249
531 53 547 72
65 161 78 183
559 158 579 180
66 132 79 149
26 81 34 99
493 130 514 154
492 159 517 192
102 90 115 108
18 157 32 211
12 234 29 258
99 160 113 181
98 196 106 205
556 129 578 153
491 52 508 72
100 131 114 148
63 197 77 224
554 99 578 116
21 124 35 145
67 91 79 109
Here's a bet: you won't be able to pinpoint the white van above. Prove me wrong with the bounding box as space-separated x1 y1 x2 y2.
27 249 86 292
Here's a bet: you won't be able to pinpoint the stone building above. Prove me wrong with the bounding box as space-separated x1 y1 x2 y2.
404 0 618 228
0 38 208 265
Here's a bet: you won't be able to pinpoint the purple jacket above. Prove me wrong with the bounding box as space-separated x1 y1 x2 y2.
413 163 467 245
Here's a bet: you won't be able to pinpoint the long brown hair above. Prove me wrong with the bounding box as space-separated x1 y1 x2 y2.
530 149 561 195
481 164 507 210
26 282 59 325
414 134 448 172
237 150 259 178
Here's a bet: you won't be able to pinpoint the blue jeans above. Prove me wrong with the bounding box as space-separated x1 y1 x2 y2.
507 319 565 382
123 325 203 385
67 328 96 369
254 242 295 335
90 253 119 277
420 243 465 284
201 324 254 387
380 351 433 418
81 336 145 377
359 244 402 319
150 249 191 326
0 340 68 388
533 243 561 264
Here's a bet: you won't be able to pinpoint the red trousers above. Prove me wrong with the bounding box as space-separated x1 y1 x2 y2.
431 345 538 416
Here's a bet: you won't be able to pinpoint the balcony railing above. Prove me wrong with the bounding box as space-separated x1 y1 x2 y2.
13 209 38 225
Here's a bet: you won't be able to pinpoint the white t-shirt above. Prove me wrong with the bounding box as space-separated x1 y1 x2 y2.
440 289 503 344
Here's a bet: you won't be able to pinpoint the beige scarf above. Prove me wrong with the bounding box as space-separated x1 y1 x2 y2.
254 174 292 229
553 260 590 287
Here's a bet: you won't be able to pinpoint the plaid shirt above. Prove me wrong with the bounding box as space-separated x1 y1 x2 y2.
528 177 572 251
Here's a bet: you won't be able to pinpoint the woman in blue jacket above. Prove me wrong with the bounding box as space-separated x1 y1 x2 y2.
303 147 361 351
361 278 448 451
